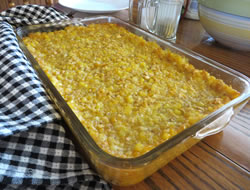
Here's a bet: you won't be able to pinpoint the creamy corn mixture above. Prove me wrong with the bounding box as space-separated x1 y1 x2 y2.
23 24 240 158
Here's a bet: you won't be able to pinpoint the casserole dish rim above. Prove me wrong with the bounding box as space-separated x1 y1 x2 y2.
16 15 250 168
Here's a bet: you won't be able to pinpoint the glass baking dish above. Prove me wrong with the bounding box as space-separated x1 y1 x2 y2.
16 16 250 186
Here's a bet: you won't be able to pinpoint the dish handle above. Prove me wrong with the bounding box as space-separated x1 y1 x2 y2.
194 107 234 139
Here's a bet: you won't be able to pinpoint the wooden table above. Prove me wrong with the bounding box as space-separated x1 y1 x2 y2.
54 5 250 190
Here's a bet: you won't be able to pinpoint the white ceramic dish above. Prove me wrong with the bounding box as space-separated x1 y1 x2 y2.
198 4 250 51
59 0 129 13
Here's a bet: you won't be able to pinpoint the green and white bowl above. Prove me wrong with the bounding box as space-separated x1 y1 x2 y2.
198 0 250 51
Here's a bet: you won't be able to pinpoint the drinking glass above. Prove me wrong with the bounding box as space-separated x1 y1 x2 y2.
129 0 184 40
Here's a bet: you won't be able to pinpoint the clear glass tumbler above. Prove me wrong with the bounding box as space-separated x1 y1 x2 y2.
129 0 184 40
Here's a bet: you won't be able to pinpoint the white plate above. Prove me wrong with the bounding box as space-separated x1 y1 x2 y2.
59 0 129 13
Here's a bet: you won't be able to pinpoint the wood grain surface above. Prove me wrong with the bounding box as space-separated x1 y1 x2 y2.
45 5 250 190
66 7 250 189
203 103 250 171
114 141 250 190
112 12 250 190
113 15 250 190
66 8 250 189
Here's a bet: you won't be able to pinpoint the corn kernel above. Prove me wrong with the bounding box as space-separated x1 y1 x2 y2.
124 105 132 115
174 109 182 115
140 62 146 68
162 132 170 140
139 91 147 97
126 95 134 103
134 143 144 152
79 82 88 88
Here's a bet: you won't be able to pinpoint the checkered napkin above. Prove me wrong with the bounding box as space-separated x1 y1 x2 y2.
0 5 111 190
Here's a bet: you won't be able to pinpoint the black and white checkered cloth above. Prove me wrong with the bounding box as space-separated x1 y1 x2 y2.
0 5 111 190
0 4 68 27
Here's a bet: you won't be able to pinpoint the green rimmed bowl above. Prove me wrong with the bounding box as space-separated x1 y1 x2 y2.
198 0 250 51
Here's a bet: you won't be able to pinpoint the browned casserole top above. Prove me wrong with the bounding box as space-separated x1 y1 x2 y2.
23 23 240 158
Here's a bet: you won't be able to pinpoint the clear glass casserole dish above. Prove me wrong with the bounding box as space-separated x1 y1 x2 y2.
16 16 250 186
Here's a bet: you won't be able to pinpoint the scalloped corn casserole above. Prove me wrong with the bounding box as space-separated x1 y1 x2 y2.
23 23 240 158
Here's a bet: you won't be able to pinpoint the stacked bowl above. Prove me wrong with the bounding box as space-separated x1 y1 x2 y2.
198 0 250 51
